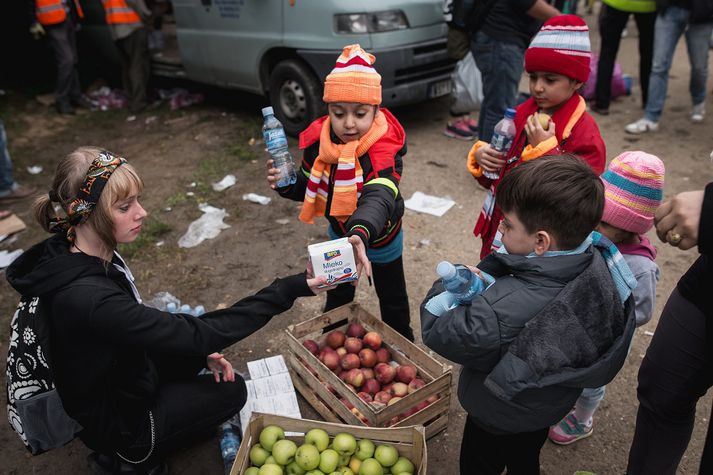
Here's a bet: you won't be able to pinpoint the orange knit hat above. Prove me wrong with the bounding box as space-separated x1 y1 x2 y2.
323 44 382 105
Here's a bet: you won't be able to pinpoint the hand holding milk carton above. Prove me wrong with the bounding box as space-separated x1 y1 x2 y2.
308 237 371 288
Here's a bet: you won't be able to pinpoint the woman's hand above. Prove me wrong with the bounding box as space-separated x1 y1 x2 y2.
524 112 555 147
266 159 281 190
347 235 372 287
206 352 235 383
476 144 506 173
655 190 705 250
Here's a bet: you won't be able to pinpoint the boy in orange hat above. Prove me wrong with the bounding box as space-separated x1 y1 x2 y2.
267 44 413 341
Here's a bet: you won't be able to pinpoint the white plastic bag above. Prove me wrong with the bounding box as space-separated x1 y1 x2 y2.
450 52 483 115
178 204 230 248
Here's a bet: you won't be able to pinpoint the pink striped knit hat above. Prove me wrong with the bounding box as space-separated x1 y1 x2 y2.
601 151 665 234
525 14 591 82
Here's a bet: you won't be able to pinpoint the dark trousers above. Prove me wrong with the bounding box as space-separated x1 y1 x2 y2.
324 255 414 341
113 374 247 468
626 288 713 474
116 27 151 113
46 19 82 107
595 4 656 109
460 415 548 475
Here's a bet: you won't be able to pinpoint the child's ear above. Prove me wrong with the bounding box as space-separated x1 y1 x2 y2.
533 230 554 256
571 79 584 90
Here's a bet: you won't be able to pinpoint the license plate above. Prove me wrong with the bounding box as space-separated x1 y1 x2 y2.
428 79 452 98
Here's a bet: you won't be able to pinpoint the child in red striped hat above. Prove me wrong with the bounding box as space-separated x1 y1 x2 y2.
267 44 414 341
466 14 607 259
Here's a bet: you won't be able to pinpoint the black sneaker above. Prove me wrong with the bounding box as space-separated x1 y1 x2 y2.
589 103 609 116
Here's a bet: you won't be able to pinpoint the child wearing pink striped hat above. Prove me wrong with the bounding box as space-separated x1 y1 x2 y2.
549 151 665 446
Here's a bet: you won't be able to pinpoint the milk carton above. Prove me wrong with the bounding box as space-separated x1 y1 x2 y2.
308 237 358 286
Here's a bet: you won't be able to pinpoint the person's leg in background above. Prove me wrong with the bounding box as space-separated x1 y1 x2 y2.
633 11 656 108
372 255 413 341
124 27 151 113
594 3 630 113
460 415 506 475
626 288 713 474
0 121 36 202
684 19 713 122
45 19 78 114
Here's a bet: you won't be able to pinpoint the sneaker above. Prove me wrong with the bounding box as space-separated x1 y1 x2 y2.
625 117 659 134
444 117 476 140
548 412 593 445
692 103 705 123
463 116 479 134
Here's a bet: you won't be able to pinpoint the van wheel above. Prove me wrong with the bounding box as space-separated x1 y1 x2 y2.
268 59 324 137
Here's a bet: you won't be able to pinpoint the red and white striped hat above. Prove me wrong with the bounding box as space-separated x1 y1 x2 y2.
525 14 591 83
323 44 382 105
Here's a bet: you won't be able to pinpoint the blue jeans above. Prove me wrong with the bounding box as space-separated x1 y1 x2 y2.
577 385 606 416
0 122 16 195
644 6 713 122
472 32 526 143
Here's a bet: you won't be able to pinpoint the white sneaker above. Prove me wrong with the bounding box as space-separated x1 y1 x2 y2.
692 103 705 122
625 118 659 134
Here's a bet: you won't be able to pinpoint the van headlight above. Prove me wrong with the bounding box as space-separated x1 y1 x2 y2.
334 10 409 34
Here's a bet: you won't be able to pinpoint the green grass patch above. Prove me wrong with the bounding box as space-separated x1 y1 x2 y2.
118 216 173 259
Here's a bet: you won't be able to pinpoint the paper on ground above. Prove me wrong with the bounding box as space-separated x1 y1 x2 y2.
0 249 23 268
404 191 456 217
177 204 230 248
242 193 271 205
212 174 237 192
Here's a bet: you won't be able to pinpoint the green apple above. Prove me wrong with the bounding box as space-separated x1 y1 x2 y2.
245 468 260 475
258 463 284 475
265 456 279 466
349 455 362 473
390 457 414 474
273 439 298 465
354 439 375 461
304 471 326 475
250 443 271 467
286 461 307 475
338 469 356 475
295 443 321 471
304 428 330 452
332 433 357 456
260 425 286 452
358 458 384 475
374 445 398 467
319 448 340 473
338 453 352 467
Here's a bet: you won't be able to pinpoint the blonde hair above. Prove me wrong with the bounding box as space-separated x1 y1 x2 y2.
33 146 144 254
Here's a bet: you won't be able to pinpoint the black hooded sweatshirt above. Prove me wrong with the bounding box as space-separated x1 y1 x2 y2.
6 234 312 453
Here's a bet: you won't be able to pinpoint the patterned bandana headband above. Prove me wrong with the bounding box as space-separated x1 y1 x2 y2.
49 150 126 240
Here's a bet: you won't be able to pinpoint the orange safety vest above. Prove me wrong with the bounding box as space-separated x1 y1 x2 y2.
35 0 84 26
102 0 141 24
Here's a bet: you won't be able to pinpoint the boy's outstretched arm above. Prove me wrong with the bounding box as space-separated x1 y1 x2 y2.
345 174 400 248
420 280 501 372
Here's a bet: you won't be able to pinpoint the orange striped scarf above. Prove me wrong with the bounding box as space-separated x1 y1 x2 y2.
299 110 388 224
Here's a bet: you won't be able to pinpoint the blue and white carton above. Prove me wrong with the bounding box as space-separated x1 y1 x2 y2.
308 237 358 287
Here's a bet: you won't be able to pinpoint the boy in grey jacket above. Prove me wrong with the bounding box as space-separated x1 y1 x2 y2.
420 156 637 474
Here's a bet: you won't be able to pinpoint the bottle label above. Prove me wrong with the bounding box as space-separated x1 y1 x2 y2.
265 129 288 151
491 134 513 153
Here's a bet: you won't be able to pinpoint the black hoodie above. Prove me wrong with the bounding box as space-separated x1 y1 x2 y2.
6 234 312 453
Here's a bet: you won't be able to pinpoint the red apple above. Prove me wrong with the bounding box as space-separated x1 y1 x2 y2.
340 371 350 383
400 407 418 419
390 382 408 397
374 391 392 404
388 416 400 425
381 383 394 394
340 398 354 410
336 347 347 357
375 348 391 364
358 348 377 368
387 396 402 406
408 378 426 393
362 332 382 350
361 368 375 380
303 339 319 356
345 368 365 388
426 394 439 404
374 363 396 384
362 378 381 396
396 365 417 384
346 383 357 393
346 322 366 338
357 392 373 403
340 353 360 371
370 401 386 411
344 337 363 354
322 351 340 371
412 401 429 412
326 330 346 349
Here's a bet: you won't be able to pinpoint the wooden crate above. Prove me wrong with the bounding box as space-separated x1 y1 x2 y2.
285 303 452 439
230 412 427 475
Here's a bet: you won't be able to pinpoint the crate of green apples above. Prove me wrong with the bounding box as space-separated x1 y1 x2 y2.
285 303 451 439
230 412 426 475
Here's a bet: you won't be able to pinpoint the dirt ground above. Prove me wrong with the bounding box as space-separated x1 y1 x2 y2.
2 9 713 475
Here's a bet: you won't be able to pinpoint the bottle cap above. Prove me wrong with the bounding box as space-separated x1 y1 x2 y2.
505 108 516 119
261 106 274 117
436 261 457 279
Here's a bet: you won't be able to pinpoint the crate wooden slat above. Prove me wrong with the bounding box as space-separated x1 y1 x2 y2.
286 303 452 438
230 412 427 475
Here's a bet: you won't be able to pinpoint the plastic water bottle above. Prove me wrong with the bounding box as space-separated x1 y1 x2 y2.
166 302 177 313
193 305 205 316
219 421 240 475
483 108 517 179
262 106 297 188
436 261 493 304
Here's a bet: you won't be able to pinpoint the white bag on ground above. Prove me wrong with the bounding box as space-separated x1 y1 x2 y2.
450 52 483 115
178 204 230 248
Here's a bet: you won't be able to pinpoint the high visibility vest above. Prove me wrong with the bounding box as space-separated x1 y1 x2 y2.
602 0 656 13
35 0 84 26
102 0 141 24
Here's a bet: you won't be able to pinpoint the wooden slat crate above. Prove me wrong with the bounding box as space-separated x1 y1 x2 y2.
230 412 427 475
285 303 452 439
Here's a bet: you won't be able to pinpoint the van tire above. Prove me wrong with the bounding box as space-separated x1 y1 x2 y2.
268 59 324 137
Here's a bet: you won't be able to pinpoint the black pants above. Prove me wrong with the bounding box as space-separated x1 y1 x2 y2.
324 255 414 341
112 374 247 468
116 27 151 113
459 415 548 474
627 288 713 474
46 19 82 107
595 4 656 109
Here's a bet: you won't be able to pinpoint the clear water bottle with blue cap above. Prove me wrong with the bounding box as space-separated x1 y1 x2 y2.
436 261 494 304
483 107 517 179
262 106 297 188
219 420 241 475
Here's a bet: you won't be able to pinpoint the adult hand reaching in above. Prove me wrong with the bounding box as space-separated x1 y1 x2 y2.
654 190 705 250
206 352 234 383
348 235 372 287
